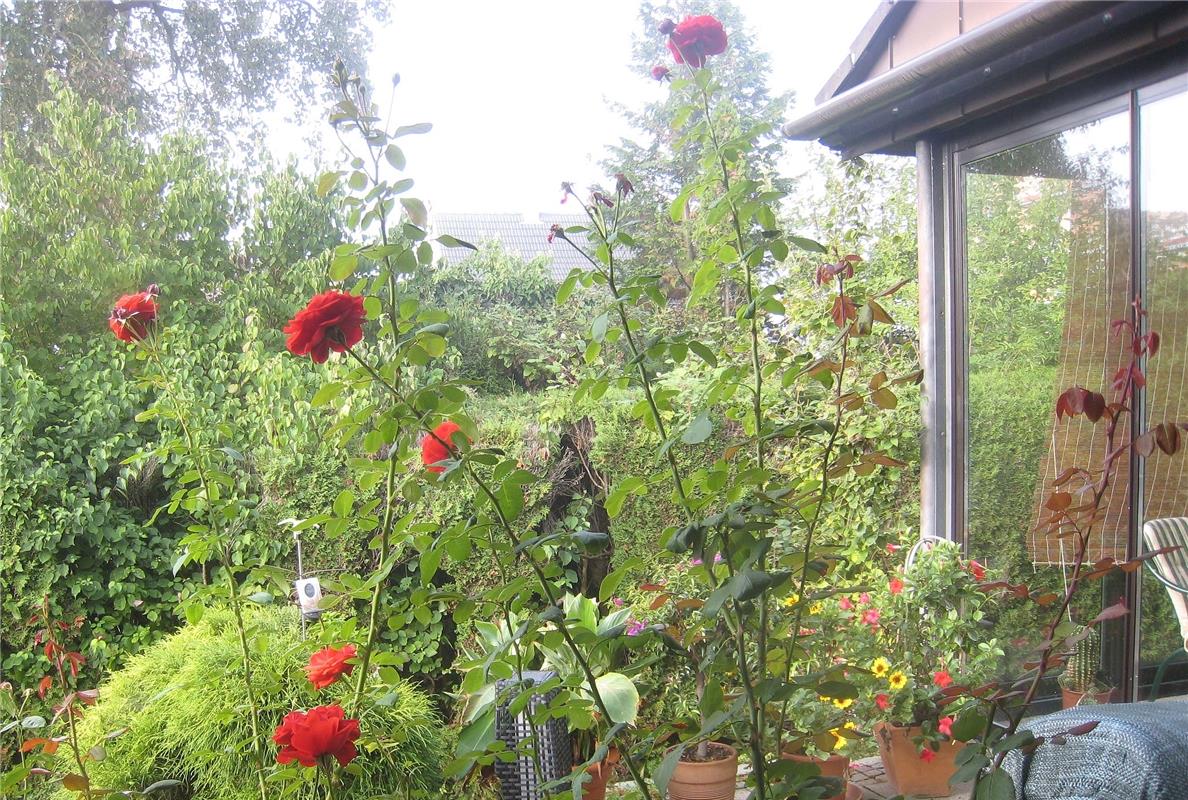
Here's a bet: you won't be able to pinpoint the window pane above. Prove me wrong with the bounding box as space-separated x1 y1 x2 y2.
964 110 1131 681
1137 81 1188 700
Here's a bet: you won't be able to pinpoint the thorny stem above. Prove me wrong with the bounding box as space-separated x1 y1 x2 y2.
43 600 90 796
144 343 268 800
981 337 1139 781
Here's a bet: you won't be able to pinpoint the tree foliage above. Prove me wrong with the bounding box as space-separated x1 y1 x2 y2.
0 0 384 148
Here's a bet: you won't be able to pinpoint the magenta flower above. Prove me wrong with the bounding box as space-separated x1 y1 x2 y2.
612 597 624 608
626 620 647 637
839 597 854 611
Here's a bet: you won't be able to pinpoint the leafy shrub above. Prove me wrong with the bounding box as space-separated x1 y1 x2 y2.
61 607 446 800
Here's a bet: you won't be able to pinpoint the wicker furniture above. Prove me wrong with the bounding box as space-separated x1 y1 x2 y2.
1142 517 1188 700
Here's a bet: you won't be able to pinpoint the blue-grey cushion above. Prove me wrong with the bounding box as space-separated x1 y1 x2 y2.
1002 701 1188 799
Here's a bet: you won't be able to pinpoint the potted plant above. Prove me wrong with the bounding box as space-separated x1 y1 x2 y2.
643 555 739 800
778 688 857 800
456 595 641 800
853 541 1002 797
1058 625 1115 708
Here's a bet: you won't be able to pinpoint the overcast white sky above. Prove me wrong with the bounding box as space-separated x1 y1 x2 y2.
270 0 880 215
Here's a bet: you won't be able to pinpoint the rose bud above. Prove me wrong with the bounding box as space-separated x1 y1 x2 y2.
651 65 671 81
658 18 676 35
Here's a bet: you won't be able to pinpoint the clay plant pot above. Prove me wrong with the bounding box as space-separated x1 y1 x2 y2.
779 750 850 800
667 742 738 800
874 721 965 798
1061 687 1116 709
580 746 620 800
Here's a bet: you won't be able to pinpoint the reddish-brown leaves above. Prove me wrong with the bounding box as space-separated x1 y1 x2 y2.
1135 422 1185 457
830 295 857 329
1055 386 1107 422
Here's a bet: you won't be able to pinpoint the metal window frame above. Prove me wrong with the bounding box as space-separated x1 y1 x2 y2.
917 57 1187 702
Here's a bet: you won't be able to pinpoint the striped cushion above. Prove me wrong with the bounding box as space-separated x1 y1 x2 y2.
1143 517 1188 651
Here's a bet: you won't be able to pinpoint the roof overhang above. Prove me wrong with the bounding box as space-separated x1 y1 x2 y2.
784 1 1188 157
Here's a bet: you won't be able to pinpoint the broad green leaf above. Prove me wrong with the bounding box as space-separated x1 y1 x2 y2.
401 198 428 227
437 234 477 250
330 254 358 281
384 144 406 170
975 769 1015 800
653 745 685 796
681 412 712 445
593 673 638 724
394 122 433 137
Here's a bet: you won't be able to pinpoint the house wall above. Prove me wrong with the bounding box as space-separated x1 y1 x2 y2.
858 0 1025 81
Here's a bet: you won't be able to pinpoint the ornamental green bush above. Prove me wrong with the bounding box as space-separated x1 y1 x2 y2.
61 607 446 800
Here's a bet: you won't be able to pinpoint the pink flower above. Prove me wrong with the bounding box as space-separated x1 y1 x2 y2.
612 597 624 608
861 608 881 627
919 747 936 763
859 592 872 605
651 65 671 81
875 693 890 711
886 543 901 553
933 670 953 689
889 578 904 595
713 553 723 563
691 557 703 566
626 620 647 637
938 716 954 737
839 597 854 611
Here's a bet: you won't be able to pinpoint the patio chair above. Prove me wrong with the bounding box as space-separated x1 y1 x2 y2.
1001 701 1188 799
1142 517 1188 700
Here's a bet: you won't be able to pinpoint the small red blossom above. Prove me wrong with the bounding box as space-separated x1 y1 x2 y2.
919 747 936 763
861 608 881 628
666 15 727 68
547 224 564 244
651 65 671 81
886 542 902 553
889 577 904 595
422 421 465 474
933 670 953 689
859 592 871 605
938 716 954 737
274 705 360 767
108 288 159 343
615 173 634 196
284 291 366 364
875 693 890 711
305 644 356 690
838 596 854 611
968 559 986 581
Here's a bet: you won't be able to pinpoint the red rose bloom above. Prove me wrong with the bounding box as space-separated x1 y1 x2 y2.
919 747 936 763
666 15 727 68
421 421 465 474
274 705 360 767
108 289 158 343
284 291 366 364
305 644 356 690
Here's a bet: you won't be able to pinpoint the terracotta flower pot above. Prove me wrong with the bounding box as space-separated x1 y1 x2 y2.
581 747 620 800
780 750 850 800
1061 687 1116 709
874 721 965 797
667 742 738 800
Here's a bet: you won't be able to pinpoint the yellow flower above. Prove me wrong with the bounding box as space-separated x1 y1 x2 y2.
870 657 891 678
809 602 823 615
887 670 908 691
831 696 854 710
782 593 800 609
829 722 857 751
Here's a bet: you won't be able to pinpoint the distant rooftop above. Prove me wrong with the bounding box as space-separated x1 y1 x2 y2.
433 212 590 281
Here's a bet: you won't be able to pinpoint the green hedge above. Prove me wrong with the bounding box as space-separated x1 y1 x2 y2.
58 607 446 800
